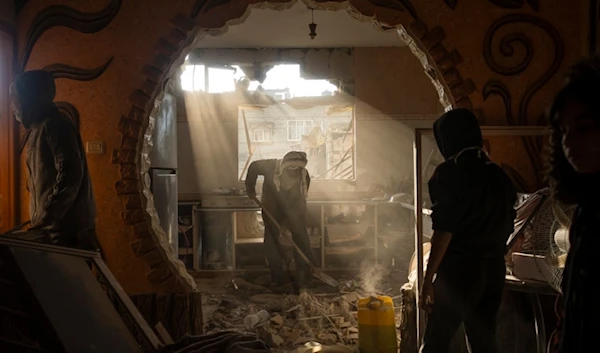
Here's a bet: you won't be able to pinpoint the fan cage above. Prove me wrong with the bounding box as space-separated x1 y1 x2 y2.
529 198 575 293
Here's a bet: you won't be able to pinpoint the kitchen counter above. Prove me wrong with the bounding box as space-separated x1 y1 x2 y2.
187 194 431 216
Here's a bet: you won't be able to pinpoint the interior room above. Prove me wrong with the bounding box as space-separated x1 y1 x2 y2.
0 0 593 352
171 2 443 276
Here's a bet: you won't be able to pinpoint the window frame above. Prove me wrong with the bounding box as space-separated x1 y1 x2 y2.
252 129 272 143
286 120 323 142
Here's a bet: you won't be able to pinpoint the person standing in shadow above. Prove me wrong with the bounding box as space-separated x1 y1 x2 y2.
419 109 517 353
546 56 600 353
10 70 101 253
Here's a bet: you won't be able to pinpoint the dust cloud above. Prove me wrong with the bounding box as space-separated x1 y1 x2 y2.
359 261 385 296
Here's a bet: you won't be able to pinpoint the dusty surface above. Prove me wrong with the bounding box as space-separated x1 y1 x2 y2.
196 269 406 352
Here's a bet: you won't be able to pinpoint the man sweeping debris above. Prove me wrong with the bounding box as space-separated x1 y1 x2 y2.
419 109 517 353
246 151 315 293
10 70 101 253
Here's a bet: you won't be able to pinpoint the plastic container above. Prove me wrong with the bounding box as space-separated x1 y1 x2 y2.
358 296 398 353
243 310 270 329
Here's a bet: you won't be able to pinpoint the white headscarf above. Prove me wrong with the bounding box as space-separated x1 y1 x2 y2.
273 151 309 199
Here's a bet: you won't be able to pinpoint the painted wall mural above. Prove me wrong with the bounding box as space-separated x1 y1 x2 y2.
20 0 121 70
482 13 565 189
17 0 119 151
14 0 587 294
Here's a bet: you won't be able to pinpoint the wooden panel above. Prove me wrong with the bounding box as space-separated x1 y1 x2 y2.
0 30 16 232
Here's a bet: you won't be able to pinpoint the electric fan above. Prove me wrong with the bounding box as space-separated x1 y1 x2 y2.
529 196 576 293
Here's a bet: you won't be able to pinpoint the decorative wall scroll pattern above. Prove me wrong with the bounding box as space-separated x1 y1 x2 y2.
17 56 114 152
20 0 122 70
18 0 120 155
43 57 114 81
482 13 564 189
444 0 539 11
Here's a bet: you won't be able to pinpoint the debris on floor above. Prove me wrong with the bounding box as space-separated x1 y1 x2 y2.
197 271 407 353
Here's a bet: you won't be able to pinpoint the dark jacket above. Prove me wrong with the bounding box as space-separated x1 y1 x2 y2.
15 71 96 232
245 159 311 214
559 203 600 352
428 109 517 258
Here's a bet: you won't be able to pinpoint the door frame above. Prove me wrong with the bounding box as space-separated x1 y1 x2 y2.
0 23 19 232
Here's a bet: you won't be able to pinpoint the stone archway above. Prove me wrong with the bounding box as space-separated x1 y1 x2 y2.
112 0 476 292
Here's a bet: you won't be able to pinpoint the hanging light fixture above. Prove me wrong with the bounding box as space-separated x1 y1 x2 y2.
308 8 317 40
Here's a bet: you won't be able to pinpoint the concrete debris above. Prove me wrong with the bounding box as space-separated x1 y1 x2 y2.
254 274 272 286
286 304 301 313
199 273 404 353
271 334 285 347
250 293 283 304
294 337 314 345
244 310 270 329
271 314 284 326
231 277 269 291
341 292 359 304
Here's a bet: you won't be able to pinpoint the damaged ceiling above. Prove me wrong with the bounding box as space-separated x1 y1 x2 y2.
195 1 407 48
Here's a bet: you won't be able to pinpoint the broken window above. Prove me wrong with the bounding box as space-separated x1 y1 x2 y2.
287 120 323 142
238 105 355 182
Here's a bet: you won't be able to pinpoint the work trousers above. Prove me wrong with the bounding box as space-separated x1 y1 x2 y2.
420 255 505 353
262 204 314 285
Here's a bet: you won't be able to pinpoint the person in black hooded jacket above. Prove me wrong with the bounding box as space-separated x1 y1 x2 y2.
419 109 516 353
10 70 101 252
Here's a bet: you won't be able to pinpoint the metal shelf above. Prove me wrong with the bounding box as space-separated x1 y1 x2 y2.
192 199 408 271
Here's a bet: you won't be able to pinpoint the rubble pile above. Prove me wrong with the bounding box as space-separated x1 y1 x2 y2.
200 275 406 353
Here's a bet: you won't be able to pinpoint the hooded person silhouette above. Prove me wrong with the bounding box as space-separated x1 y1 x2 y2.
419 109 517 353
11 70 101 252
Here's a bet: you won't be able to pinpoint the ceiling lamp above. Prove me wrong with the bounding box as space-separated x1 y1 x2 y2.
308 8 317 40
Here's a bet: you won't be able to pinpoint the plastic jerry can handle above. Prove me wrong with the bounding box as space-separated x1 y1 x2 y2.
367 296 382 309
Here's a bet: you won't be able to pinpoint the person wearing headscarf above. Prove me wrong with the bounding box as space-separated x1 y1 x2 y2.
10 70 100 252
246 151 314 293
419 109 517 353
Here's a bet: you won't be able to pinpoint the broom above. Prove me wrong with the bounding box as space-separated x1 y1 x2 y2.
252 198 338 287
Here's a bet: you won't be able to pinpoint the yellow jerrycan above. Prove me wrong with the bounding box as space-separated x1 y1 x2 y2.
357 295 398 353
